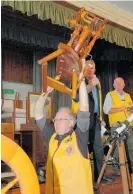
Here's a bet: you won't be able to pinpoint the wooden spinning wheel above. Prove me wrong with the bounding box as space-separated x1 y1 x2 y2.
1 135 40 194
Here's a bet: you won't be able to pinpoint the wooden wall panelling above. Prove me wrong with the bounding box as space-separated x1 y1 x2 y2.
3 49 10 81
22 59 27 83
27 58 31 83
15 52 20 82
3 49 7 80
8 51 12 81
11 52 17 82
15 51 23 83
2 47 33 84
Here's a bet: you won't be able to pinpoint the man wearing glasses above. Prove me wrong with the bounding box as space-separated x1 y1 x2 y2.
34 59 94 194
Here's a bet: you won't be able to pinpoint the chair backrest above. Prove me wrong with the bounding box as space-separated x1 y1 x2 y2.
2 99 14 112
2 92 20 112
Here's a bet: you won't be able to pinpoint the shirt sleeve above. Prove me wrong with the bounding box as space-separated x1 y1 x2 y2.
103 93 113 114
75 110 90 159
77 110 90 132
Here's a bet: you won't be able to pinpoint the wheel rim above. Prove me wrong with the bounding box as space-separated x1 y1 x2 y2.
1 135 40 194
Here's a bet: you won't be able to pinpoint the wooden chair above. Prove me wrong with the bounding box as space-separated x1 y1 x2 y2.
1 123 14 141
39 7 108 98
1 92 26 131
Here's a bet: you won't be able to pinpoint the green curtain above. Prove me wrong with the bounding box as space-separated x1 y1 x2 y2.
1 1 133 49
1 21 65 49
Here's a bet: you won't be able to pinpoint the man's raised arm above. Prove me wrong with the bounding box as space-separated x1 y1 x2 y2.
34 87 54 131
77 59 90 132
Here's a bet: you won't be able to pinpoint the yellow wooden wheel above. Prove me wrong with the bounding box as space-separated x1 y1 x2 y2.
1 135 40 194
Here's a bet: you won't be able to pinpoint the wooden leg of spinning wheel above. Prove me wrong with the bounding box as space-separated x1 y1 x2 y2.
123 143 132 192
131 174 133 194
72 70 78 99
42 63 47 93
118 142 130 194
96 144 114 186
130 173 133 194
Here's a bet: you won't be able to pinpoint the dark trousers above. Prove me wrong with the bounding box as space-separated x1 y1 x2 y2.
89 114 104 181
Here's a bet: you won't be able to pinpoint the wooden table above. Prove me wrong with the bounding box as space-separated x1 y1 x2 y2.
19 129 36 168
20 124 46 168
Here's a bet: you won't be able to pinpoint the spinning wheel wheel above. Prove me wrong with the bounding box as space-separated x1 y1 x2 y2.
1 135 40 194
39 8 108 98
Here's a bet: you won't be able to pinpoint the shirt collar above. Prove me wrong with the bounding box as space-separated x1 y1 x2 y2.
55 129 73 141
115 90 125 96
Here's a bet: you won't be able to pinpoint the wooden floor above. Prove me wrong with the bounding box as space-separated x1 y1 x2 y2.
96 177 122 194
6 183 45 194
95 165 123 194
6 181 123 194
5 165 132 194
6 176 122 194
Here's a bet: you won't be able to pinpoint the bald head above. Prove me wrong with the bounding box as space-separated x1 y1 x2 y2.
54 107 76 135
85 60 96 78
113 77 125 92
86 60 95 68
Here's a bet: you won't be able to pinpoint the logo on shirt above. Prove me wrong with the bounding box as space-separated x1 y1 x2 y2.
65 145 74 156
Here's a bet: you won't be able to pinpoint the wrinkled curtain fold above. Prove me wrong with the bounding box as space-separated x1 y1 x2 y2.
1 22 65 49
1 1 133 49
